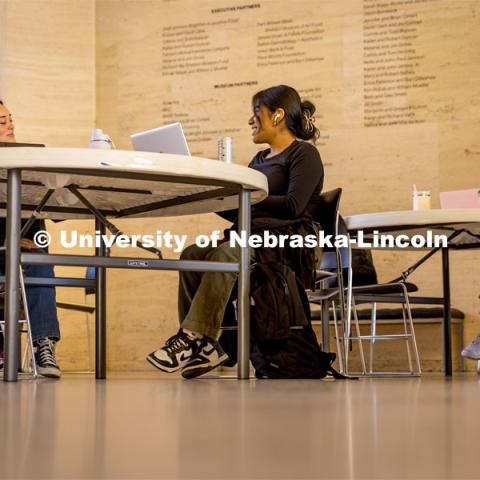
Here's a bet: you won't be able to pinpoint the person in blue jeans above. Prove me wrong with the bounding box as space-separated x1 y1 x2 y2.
0 99 61 378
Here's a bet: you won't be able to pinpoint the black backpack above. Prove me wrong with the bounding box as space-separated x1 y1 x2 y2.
249 262 344 379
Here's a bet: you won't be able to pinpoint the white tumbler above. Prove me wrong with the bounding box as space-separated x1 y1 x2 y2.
88 128 115 150
413 191 431 210
217 137 233 163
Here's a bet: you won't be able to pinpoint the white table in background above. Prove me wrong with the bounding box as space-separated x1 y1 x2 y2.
344 209 480 376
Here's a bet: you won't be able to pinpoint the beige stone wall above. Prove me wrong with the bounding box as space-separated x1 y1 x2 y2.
2 0 480 372
2 0 95 146
0 0 96 370
0 0 5 96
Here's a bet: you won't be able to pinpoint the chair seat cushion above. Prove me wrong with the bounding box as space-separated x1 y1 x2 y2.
354 307 465 320
308 282 418 303
351 282 418 294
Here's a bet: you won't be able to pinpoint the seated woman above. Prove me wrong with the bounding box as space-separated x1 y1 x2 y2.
0 100 61 378
147 85 324 379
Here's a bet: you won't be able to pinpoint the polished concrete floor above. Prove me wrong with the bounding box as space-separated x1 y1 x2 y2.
1 373 480 479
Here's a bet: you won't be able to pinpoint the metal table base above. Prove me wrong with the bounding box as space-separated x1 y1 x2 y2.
4 168 252 381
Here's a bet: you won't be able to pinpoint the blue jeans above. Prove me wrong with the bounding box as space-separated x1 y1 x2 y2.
24 250 60 342
1 248 60 343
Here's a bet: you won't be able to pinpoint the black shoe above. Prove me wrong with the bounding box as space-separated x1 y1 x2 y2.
34 338 61 378
181 337 229 379
147 330 199 373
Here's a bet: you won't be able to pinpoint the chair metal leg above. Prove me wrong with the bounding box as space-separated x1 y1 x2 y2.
401 304 414 374
21 324 36 377
21 329 29 372
336 251 347 330
401 284 421 375
331 300 344 373
352 297 366 374
369 303 377 374
84 293 93 372
321 301 330 352
85 313 93 372
19 268 37 378
336 280 347 373
344 268 353 376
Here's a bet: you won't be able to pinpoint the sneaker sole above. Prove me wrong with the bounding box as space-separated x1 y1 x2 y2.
461 351 480 360
146 353 183 373
181 353 229 380
37 367 61 379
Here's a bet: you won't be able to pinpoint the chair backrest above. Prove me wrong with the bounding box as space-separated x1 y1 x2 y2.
310 188 342 237
336 215 352 270
308 188 351 288
320 214 351 271
85 266 96 296
310 188 347 268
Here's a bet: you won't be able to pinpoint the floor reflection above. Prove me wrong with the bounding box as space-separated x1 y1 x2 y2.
0 374 479 479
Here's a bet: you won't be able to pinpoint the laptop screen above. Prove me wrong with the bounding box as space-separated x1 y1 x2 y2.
130 122 190 156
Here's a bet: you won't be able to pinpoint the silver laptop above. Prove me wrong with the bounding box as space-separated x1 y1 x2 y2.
130 122 190 155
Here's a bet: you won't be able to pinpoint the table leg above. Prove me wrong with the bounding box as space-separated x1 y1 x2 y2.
4 169 22 382
237 190 251 379
95 219 107 379
442 247 452 376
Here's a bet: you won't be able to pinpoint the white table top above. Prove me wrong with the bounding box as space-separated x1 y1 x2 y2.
345 209 480 230
345 209 480 247
0 147 268 219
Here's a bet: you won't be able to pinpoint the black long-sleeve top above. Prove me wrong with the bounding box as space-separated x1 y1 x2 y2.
249 140 323 219
219 140 324 286
219 140 324 225
0 218 44 246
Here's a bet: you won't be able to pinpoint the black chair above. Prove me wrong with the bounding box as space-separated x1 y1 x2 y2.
307 189 355 372
218 189 343 372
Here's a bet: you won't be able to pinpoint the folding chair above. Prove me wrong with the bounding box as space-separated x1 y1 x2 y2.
0 264 37 377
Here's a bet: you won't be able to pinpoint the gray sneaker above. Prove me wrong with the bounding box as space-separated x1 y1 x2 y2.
461 335 480 360
34 337 61 378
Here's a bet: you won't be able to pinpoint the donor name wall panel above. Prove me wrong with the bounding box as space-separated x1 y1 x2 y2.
100 0 480 211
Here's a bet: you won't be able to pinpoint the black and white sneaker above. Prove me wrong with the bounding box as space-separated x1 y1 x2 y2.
34 338 61 378
147 330 199 373
181 337 229 379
